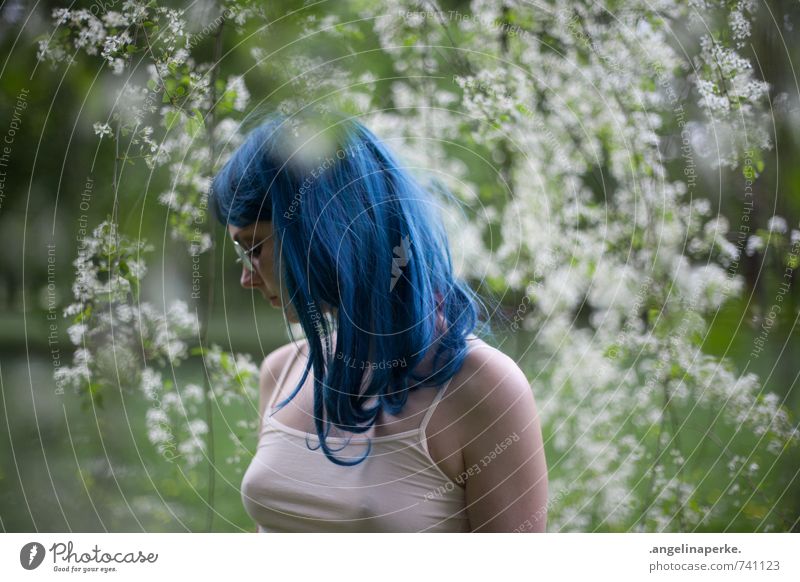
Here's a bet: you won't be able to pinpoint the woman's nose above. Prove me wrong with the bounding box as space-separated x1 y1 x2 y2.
240 265 258 288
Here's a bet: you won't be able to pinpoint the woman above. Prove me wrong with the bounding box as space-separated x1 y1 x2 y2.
210 112 548 532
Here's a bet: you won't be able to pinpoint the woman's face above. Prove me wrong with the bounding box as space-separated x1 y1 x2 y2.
227 221 298 323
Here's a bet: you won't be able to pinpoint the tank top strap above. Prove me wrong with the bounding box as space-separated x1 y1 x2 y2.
268 343 304 409
419 376 455 433
417 340 491 433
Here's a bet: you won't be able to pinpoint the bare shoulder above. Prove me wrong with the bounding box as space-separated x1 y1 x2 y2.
258 338 309 413
446 339 536 429
261 338 308 375
446 339 548 532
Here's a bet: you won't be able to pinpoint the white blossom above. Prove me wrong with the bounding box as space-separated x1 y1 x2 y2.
767 215 788 233
225 75 250 112
93 122 112 137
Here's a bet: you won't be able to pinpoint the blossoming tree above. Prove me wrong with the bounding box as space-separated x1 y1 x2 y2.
39 0 798 531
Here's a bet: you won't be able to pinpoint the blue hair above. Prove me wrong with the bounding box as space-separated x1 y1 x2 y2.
211 112 490 465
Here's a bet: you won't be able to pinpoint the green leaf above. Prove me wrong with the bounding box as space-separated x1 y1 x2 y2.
185 109 205 138
85 383 104 410
74 304 93 323
164 109 181 130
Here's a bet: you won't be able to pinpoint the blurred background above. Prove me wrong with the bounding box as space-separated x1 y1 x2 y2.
1 0 798 532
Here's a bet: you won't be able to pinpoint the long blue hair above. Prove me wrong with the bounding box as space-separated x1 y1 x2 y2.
211 112 490 465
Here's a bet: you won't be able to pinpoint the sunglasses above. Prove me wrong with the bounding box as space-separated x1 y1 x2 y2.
233 233 273 273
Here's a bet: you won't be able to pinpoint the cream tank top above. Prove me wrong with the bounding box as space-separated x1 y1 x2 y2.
240 345 470 532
